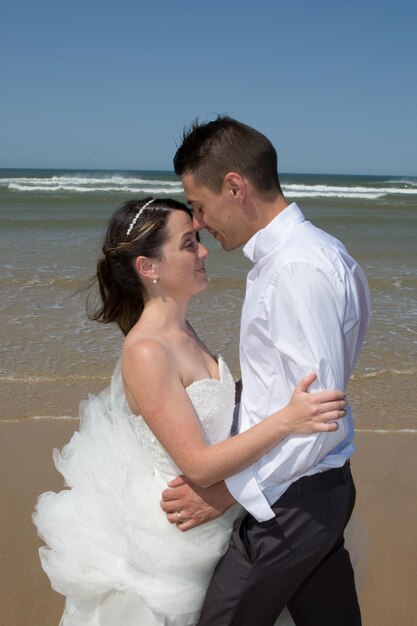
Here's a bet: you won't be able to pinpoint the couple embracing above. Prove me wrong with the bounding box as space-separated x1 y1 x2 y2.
34 116 370 625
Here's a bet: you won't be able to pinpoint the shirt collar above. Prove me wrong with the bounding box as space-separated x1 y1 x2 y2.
243 202 305 263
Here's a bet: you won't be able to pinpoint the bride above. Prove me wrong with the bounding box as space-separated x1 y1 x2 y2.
33 197 347 626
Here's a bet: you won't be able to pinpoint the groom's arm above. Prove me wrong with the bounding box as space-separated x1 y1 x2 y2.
160 475 236 531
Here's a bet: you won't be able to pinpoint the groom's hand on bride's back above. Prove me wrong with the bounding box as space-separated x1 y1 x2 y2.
160 476 236 531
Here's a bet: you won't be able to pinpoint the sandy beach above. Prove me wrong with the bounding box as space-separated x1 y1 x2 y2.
0 420 415 626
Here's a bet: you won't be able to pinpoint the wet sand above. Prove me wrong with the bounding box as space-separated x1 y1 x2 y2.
0 420 416 626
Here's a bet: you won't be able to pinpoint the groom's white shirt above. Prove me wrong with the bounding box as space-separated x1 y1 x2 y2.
225 203 371 522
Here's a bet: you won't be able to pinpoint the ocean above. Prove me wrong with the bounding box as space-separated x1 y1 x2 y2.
1 169 416 431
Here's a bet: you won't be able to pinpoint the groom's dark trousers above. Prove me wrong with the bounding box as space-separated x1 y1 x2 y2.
196 462 361 626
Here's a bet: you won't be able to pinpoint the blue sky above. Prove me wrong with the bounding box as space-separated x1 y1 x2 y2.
1 0 416 175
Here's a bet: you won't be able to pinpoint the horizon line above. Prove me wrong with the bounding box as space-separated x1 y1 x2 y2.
0 166 416 179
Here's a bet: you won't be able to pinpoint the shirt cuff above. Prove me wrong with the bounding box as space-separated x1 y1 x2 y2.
225 466 275 522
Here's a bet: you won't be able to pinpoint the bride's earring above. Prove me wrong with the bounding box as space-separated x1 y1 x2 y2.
151 263 159 285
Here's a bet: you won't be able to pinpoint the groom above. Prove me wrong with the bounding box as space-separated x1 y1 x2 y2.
161 116 370 625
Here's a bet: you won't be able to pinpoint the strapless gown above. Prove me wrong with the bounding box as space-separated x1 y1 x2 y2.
33 357 295 626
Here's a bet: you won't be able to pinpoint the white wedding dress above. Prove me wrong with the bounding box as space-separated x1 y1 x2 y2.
34 356 295 626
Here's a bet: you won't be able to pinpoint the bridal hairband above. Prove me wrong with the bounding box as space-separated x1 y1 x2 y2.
126 199 156 236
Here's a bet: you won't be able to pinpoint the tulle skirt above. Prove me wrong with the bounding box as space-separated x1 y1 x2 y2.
33 383 243 625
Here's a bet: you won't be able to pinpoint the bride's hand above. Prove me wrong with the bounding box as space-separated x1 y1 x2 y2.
279 372 346 435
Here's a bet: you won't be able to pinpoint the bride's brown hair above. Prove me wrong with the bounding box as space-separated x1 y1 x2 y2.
87 197 191 336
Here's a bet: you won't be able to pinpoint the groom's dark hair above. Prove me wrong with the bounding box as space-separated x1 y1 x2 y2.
173 115 283 197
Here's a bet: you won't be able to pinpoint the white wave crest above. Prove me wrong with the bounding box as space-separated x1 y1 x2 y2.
285 190 386 200
0 415 79 423
1 373 109 383
2 174 417 200
356 428 417 434
351 367 417 380
0 174 184 195
7 183 183 194
282 183 417 199
1 175 180 186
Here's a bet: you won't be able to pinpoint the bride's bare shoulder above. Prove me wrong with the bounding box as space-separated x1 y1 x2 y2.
122 333 173 373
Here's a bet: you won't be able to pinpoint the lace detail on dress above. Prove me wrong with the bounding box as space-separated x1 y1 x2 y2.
126 356 236 474
128 415 178 474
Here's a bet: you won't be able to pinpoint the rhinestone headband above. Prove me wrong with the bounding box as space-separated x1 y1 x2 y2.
126 199 155 236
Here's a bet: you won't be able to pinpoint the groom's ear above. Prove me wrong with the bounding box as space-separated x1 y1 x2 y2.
224 172 246 203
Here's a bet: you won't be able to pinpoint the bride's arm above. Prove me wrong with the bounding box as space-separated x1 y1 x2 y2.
122 339 345 489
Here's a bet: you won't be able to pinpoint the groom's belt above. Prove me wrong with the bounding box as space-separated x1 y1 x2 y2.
278 461 351 501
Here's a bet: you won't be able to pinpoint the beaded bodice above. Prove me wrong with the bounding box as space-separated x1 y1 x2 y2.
127 356 236 475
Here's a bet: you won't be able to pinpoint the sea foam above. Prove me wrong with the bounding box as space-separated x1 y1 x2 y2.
2 173 417 200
